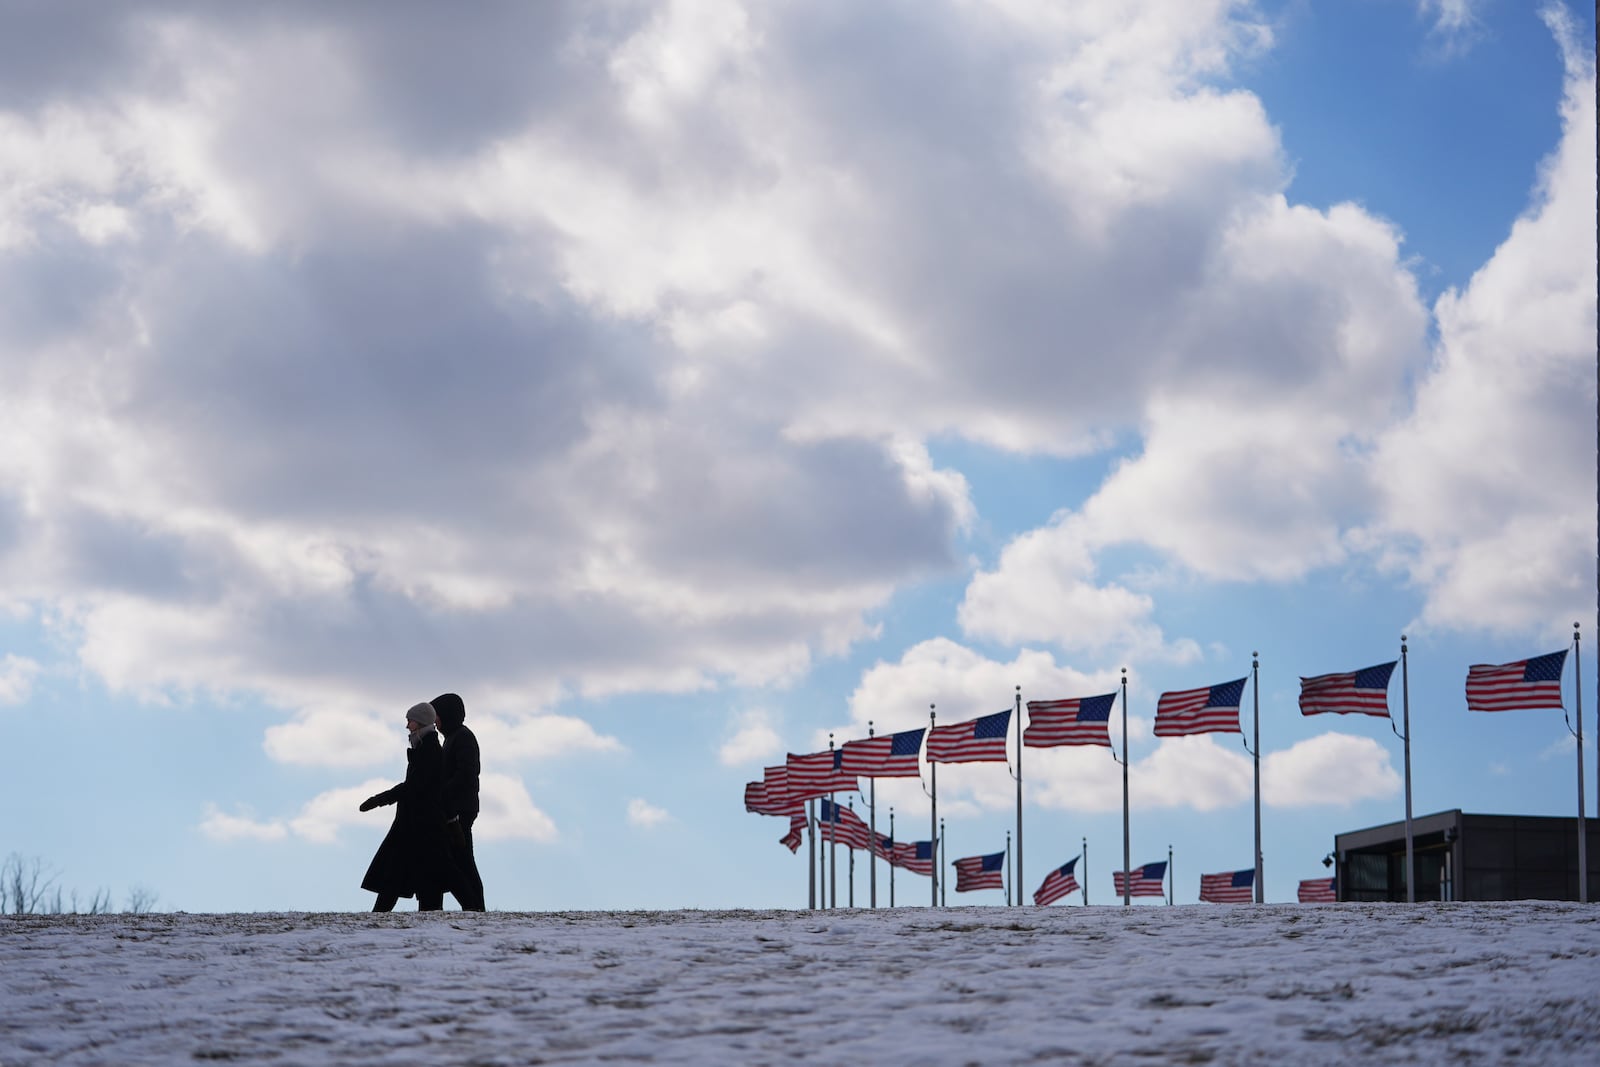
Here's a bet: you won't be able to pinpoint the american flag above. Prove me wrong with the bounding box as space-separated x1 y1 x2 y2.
1299 662 1396 717
953 851 1006 893
744 764 803 816
926 709 1012 763
1113 861 1167 898
871 834 895 861
779 814 805 853
1024 692 1116 748
1154 677 1246 737
890 840 935 876
1465 650 1567 712
785 749 859 800
840 727 926 777
1033 856 1080 906
1297 876 1336 903
817 799 874 851
1199 868 1255 903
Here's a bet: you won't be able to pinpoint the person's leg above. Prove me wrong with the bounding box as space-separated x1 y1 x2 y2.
372 893 398 913
461 813 486 911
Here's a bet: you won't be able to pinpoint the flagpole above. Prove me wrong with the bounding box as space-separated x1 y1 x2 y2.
1576 622 1588 904
1082 836 1088 906
828 733 837 910
1402 635 1415 904
1015 684 1024 909
848 803 855 908
1006 830 1013 907
940 817 947 907
868 721 878 909
1253 651 1263 905
930 705 938 909
889 808 896 908
1168 843 1174 906
808 797 816 910
1121 667 1131 907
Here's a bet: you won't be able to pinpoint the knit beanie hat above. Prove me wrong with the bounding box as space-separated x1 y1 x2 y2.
431 692 466 728
406 701 437 727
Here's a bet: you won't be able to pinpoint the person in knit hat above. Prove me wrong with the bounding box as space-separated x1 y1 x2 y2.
432 692 485 911
357 701 460 911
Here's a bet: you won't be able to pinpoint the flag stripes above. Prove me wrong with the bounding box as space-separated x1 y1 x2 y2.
840 728 926 777
1199 868 1254 903
1154 678 1246 737
1465 651 1567 712
1034 857 1080 906
785 749 859 800
927 709 1012 763
953 851 1007 893
1024 693 1116 748
1113 861 1167 898
1297 877 1336 903
1299 662 1396 717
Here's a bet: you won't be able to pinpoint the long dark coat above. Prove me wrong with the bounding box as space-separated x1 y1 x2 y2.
361 730 458 899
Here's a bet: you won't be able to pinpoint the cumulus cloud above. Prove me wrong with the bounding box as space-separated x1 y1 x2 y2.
1366 7 1596 636
718 708 784 767
1262 733 1403 807
0 653 40 704
1 1 1590 837
200 772 557 845
627 797 672 828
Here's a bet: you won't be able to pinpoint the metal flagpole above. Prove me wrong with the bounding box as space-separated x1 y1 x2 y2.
1006 830 1013 907
1168 844 1174 906
808 797 816 910
1401 635 1415 904
848 805 855 908
1576 623 1588 903
930 705 939 908
828 733 837 910
1253 652 1263 904
940 818 947 907
1082 836 1088 906
1015 684 1023 909
868 721 877 909
1121 667 1131 907
889 808 896 908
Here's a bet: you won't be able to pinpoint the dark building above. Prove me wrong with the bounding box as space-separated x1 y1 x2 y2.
1332 809 1600 902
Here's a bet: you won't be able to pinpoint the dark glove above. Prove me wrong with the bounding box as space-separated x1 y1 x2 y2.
359 795 382 812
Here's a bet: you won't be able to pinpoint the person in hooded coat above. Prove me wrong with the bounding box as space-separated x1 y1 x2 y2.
432 691 486 911
359 701 459 911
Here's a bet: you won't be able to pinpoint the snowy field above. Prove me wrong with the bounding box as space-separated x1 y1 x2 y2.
3 903 1598 1065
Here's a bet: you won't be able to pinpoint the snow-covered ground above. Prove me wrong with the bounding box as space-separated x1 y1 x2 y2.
3 902 1597 1065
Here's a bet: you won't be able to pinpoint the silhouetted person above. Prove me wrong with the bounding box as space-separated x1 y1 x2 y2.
359 701 457 912
433 691 486 911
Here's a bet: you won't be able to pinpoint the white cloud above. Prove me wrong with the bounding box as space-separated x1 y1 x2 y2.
263 707 397 768
627 797 672 828
477 774 559 843
1262 733 1403 807
198 802 290 843
1367 10 1596 636
474 714 625 763
0 654 41 705
718 708 783 767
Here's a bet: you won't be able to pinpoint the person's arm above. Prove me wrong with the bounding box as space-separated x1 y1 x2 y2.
359 782 402 811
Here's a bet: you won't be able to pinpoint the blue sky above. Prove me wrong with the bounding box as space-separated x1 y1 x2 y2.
0 0 1594 912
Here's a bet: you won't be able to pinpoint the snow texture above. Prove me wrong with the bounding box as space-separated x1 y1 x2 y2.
3 903 1598 1065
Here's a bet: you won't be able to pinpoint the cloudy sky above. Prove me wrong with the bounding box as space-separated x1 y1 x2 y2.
2 0 1594 911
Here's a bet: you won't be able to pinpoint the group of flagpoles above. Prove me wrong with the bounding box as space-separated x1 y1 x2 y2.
799 625 1592 910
